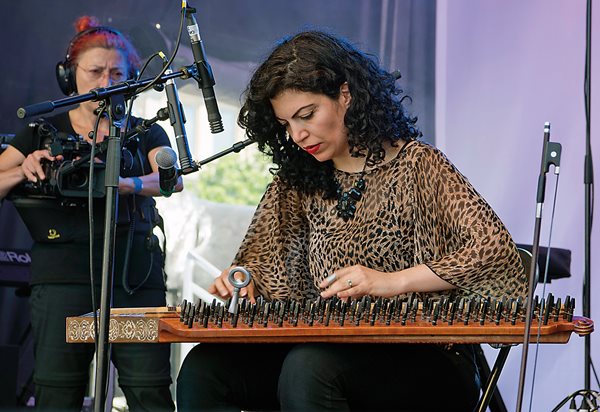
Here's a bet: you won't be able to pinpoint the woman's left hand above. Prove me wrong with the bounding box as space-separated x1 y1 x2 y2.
319 264 401 299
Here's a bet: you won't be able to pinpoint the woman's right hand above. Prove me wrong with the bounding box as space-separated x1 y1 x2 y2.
208 266 257 304
20 149 58 182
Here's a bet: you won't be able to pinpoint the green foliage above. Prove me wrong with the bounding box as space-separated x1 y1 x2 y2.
188 149 274 206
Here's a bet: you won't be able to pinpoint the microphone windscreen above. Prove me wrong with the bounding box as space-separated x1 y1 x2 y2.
155 147 178 169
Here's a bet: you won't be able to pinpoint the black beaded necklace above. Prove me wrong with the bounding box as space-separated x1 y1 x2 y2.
335 158 369 221
334 141 411 220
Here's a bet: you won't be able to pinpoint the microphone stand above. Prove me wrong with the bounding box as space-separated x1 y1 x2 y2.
582 0 593 391
17 66 197 119
93 105 170 412
93 93 125 412
515 123 562 412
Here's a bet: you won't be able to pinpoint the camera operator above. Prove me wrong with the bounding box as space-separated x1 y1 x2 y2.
0 16 181 411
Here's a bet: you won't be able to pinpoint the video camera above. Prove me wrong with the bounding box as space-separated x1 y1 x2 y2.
10 119 106 199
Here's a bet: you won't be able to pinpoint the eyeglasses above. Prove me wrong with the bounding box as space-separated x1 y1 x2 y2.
77 65 128 83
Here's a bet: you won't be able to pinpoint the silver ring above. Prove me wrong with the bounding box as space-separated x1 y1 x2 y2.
325 273 337 285
347 279 353 288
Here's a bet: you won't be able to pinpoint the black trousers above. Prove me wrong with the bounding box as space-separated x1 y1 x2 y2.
176 342 480 412
29 284 174 412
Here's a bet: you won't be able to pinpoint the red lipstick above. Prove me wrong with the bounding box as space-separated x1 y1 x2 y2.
304 144 321 155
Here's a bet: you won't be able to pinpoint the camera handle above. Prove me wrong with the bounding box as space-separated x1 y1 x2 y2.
93 92 127 412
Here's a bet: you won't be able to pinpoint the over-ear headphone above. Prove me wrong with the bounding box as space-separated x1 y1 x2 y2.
55 26 137 96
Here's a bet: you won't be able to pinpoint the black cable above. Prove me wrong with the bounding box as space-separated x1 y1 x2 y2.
592 358 600 390
527 174 561 412
136 51 167 82
122 51 169 147
135 5 186 96
88 105 105 358
115 40 172 297
121 217 155 296
117 48 176 296
121 152 155 295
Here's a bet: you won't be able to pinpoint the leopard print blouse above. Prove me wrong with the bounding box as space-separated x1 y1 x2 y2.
232 141 527 302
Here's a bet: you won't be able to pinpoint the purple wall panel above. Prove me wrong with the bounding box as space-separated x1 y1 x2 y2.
437 1 600 409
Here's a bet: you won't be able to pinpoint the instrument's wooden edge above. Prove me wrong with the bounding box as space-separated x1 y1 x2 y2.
65 314 592 344
156 330 572 344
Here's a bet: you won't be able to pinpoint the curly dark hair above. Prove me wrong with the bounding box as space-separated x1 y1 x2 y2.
238 30 421 198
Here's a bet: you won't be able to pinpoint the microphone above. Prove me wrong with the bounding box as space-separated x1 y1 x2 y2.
155 147 179 197
164 68 195 173
185 6 224 134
